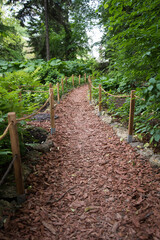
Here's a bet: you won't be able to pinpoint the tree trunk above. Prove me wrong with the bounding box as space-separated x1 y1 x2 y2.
44 0 50 61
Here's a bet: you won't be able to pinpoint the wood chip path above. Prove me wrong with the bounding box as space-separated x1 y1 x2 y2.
1 85 160 240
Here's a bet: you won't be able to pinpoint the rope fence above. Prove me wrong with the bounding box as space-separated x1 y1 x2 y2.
101 87 130 98
16 97 50 122
88 75 145 144
135 95 145 101
0 74 87 201
22 90 48 93
0 122 12 141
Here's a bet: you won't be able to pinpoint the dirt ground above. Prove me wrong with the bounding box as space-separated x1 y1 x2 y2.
0 85 160 240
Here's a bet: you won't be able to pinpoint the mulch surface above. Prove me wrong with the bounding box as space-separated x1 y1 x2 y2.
1 85 160 240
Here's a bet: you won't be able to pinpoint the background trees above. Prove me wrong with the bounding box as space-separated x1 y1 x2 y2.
0 3 24 60
6 0 96 60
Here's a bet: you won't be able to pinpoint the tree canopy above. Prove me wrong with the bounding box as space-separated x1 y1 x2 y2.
6 0 97 60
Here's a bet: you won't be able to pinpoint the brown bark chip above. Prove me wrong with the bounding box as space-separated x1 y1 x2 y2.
1 85 160 239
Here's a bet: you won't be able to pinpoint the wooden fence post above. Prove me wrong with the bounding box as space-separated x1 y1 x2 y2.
57 82 60 103
8 112 25 202
49 84 55 134
19 86 22 102
99 84 102 116
88 76 92 104
79 75 81 85
127 90 135 143
61 78 64 93
72 74 74 87
65 76 67 87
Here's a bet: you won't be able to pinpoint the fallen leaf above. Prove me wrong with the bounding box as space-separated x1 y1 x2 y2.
137 187 146 193
42 221 56 235
132 217 140 228
112 222 119 232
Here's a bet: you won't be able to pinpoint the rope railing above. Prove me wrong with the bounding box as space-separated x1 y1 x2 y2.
88 75 137 144
101 87 130 98
135 95 145 101
16 97 50 122
22 90 48 93
0 122 12 141
0 74 87 201
89 79 130 98
0 155 17 186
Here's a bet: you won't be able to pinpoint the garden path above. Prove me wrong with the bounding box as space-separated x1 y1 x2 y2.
1 85 160 240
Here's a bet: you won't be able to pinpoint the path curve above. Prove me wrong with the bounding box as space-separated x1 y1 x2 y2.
1 85 160 240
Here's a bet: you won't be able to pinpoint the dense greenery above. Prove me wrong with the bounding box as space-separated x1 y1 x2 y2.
99 0 160 88
86 0 159 145
0 58 91 172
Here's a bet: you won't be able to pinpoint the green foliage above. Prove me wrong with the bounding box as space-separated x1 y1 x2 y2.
99 0 160 87
0 59 45 75
33 58 92 84
0 6 24 61
94 0 160 145
0 57 91 170
92 74 160 145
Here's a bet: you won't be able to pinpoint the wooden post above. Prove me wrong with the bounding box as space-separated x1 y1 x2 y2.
88 75 90 85
61 78 64 93
99 84 102 116
84 73 86 83
89 75 92 84
89 82 92 103
88 76 92 104
57 82 60 103
49 84 55 134
79 75 81 85
8 112 25 202
19 86 22 102
72 74 74 87
65 76 67 87
127 90 135 143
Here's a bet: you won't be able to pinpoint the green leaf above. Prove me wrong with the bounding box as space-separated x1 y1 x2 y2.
149 78 156 84
0 151 12 155
149 136 154 144
148 85 153 91
154 134 160 142
104 3 109 9
156 84 160 90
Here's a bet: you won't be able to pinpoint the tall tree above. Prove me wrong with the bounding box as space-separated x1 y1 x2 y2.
44 0 50 60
